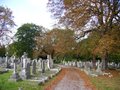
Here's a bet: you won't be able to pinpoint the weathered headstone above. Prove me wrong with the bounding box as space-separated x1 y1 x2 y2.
38 59 42 71
5 52 10 68
26 62 31 78
47 56 50 70
96 60 103 75
41 60 45 73
9 56 21 81
32 60 36 74
19 52 31 79
47 55 53 69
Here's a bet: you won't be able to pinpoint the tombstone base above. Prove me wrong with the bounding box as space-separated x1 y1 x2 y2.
96 69 103 75
9 73 21 82
19 70 30 80
6 64 11 68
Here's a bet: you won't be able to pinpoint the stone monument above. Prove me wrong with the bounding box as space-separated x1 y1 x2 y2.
9 55 21 81
19 52 31 79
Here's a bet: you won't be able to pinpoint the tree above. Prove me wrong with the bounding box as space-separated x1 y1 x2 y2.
0 45 6 57
48 0 120 34
48 0 120 69
14 23 42 58
93 26 120 69
0 6 15 45
35 28 76 61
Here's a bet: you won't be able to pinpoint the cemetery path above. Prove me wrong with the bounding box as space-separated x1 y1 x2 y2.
46 67 95 90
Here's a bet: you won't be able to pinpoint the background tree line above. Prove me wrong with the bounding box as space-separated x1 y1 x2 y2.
0 2 120 70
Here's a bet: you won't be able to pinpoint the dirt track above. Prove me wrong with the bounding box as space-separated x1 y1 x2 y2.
45 66 95 90
53 67 93 90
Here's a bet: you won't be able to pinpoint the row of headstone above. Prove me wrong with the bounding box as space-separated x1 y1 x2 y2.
62 60 103 76
63 60 120 77
108 62 120 69
9 52 54 81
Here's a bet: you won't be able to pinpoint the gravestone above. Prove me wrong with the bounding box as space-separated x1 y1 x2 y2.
118 63 120 69
20 62 31 79
38 58 42 71
77 62 80 67
47 55 53 69
19 52 31 79
96 60 103 75
41 60 45 73
47 56 50 70
21 56 24 68
0 57 3 64
26 62 31 78
32 60 36 74
9 56 21 81
9 55 15 68
5 52 10 68
84 62 92 75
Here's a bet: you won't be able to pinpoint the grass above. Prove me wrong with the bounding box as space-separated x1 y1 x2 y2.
89 70 120 90
0 71 43 90
0 69 58 90
0 63 60 90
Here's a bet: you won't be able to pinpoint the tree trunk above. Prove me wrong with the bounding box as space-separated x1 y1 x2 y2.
92 55 96 69
102 51 108 70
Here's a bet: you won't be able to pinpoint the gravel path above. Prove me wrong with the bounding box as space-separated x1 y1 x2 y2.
54 68 92 90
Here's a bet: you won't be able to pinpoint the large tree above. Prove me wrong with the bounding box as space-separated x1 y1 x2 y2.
35 28 76 60
48 0 120 69
13 23 42 58
48 0 120 33
0 6 15 45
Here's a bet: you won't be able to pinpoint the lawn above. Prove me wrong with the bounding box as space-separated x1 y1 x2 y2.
0 71 44 90
90 70 120 90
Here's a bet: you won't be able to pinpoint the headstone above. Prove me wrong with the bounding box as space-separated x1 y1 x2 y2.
118 63 120 69
5 52 10 68
10 55 16 68
21 56 23 68
9 56 21 81
0 57 3 64
47 55 53 69
22 52 27 68
26 62 31 78
19 52 31 79
20 62 31 79
96 60 103 75
41 60 45 73
38 58 42 71
47 56 50 70
32 60 36 74
77 62 80 67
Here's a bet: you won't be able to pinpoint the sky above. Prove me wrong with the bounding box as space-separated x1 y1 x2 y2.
0 0 55 29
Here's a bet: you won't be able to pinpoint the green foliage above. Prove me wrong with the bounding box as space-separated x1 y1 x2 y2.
11 23 42 58
109 53 120 63
35 28 76 59
48 0 120 64
0 46 6 57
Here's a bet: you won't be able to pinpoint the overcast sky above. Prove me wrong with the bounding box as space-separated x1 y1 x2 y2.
0 0 55 29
